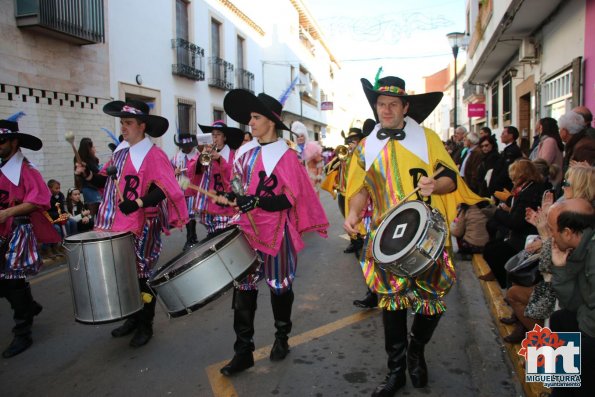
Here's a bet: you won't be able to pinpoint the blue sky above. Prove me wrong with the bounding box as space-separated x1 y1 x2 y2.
305 0 467 93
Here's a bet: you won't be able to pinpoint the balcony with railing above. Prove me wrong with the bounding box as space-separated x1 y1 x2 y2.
462 82 485 103
236 68 254 93
171 38 205 81
208 57 234 90
15 0 105 45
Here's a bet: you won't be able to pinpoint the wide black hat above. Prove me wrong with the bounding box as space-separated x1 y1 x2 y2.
362 118 376 137
174 133 198 148
198 120 244 150
361 76 443 124
342 127 364 144
103 100 169 137
0 119 42 151
223 90 290 132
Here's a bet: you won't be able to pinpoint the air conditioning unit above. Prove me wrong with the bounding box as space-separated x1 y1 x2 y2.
519 39 537 63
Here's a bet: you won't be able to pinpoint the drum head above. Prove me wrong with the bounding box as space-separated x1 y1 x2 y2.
373 201 428 264
64 230 131 243
152 228 239 281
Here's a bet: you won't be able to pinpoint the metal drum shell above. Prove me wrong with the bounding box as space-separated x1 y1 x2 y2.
372 201 447 278
149 228 259 317
64 231 141 324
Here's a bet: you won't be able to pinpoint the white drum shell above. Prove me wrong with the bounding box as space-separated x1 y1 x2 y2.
64 231 141 324
150 228 259 317
372 201 447 278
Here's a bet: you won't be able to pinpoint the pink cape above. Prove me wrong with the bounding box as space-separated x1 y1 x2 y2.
234 147 328 256
98 145 189 235
195 150 236 217
0 161 61 243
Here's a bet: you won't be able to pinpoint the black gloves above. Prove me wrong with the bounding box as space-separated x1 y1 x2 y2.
119 199 139 215
235 195 259 213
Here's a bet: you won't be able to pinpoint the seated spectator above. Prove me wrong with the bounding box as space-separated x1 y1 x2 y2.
532 158 557 192
561 163 595 206
451 202 490 256
548 198 595 396
488 126 523 200
44 179 74 256
481 159 547 287
65 187 94 234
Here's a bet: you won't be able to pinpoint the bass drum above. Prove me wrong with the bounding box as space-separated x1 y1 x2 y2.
64 231 141 324
372 200 446 277
150 228 260 317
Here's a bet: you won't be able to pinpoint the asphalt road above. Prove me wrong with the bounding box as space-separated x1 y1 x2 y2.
0 194 523 397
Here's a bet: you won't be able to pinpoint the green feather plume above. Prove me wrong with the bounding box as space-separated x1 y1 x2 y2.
373 67 383 89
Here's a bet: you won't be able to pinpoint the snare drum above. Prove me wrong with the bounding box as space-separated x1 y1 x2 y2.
372 200 446 277
64 230 141 324
149 228 259 317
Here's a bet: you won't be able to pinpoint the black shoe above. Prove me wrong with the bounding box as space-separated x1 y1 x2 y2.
183 241 195 251
407 340 428 388
343 241 357 253
270 338 290 361
129 324 153 348
353 291 378 309
2 335 33 358
32 301 43 316
220 353 254 376
111 318 138 338
371 371 406 397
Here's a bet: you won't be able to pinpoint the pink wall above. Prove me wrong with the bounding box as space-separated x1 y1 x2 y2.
585 0 595 120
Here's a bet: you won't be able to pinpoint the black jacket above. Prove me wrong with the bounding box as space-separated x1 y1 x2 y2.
488 142 522 196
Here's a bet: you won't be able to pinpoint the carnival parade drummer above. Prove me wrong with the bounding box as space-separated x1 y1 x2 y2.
171 132 200 250
344 74 483 396
0 115 61 358
215 90 329 376
75 100 188 348
195 121 243 242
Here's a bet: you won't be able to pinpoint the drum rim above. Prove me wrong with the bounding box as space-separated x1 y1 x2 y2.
150 228 241 283
64 230 132 243
372 200 429 264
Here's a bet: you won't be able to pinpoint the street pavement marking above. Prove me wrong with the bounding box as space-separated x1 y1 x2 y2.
30 266 67 284
206 309 377 397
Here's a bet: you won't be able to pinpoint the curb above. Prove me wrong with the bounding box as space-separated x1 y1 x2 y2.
471 254 550 397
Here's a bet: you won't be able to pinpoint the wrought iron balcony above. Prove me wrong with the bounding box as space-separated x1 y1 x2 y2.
462 82 485 102
15 0 104 45
171 38 205 81
236 68 254 93
208 57 234 91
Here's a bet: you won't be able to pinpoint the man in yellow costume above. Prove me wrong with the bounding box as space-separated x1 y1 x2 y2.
344 74 482 397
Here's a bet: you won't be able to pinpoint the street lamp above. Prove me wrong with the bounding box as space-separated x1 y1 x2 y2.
446 31 465 131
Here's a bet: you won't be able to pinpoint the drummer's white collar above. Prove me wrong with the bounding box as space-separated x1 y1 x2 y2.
364 116 428 171
184 148 198 160
114 136 152 172
234 138 288 176
219 144 231 163
1 150 25 186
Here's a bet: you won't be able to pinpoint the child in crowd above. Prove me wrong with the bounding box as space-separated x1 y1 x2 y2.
65 187 93 234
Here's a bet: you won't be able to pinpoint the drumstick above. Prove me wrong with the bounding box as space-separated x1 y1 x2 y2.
106 165 124 202
399 166 446 203
230 176 259 236
178 176 220 200
64 131 83 165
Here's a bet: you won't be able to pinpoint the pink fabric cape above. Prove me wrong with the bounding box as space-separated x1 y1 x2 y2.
195 150 236 217
0 160 61 243
98 146 189 235
233 147 328 256
171 151 199 197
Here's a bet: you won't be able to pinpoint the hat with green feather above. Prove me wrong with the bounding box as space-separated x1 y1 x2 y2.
361 67 443 124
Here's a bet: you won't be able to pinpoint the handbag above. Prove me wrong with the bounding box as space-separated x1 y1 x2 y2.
524 280 556 320
505 250 542 287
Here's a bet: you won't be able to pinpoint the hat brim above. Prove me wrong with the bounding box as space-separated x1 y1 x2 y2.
103 101 169 138
224 89 290 132
12 133 43 151
361 78 443 124
198 124 244 150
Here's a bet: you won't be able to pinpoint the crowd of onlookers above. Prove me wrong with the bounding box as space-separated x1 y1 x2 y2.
448 106 595 396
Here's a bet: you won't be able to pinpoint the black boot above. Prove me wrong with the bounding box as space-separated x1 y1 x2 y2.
189 220 199 244
353 289 378 309
129 279 156 348
344 239 358 253
220 289 258 376
111 317 138 337
372 309 408 397
270 289 294 361
183 220 196 251
407 313 441 388
3 283 35 358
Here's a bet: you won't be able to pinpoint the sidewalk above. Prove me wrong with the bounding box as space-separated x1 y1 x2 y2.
472 254 550 397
